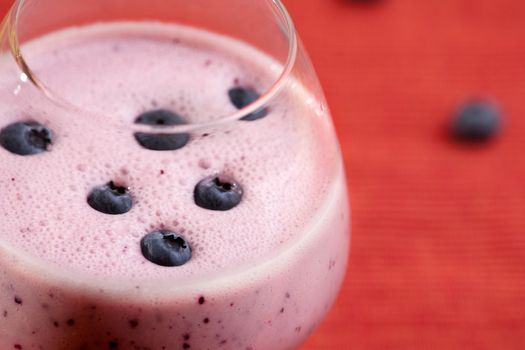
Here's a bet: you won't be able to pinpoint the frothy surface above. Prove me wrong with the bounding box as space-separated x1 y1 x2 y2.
0 22 338 282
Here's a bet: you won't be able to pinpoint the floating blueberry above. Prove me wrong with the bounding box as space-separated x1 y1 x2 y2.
0 121 53 155
134 132 189 151
87 181 133 215
134 109 190 151
141 230 192 267
228 87 268 121
452 100 502 141
135 109 184 126
194 175 243 211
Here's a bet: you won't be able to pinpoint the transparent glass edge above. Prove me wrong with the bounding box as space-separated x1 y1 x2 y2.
6 0 299 133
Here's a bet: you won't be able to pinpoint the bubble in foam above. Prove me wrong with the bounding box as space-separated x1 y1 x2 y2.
198 159 211 170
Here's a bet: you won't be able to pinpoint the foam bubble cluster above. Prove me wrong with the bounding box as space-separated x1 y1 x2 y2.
0 22 338 281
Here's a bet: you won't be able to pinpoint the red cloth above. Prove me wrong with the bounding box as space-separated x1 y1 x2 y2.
282 0 525 349
2 0 525 348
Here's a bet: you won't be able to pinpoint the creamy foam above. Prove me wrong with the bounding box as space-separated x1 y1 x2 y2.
0 22 338 282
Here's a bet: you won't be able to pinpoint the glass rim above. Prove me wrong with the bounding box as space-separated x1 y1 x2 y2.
4 0 299 133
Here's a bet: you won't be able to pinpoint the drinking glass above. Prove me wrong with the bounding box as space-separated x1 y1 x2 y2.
0 0 350 349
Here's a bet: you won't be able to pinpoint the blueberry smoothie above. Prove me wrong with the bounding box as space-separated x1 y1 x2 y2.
0 22 349 349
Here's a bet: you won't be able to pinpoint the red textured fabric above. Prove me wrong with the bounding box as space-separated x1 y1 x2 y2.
2 0 525 349
282 0 525 349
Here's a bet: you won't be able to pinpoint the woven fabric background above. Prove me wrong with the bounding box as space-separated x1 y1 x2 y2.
1 0 525 349
283 1 525 349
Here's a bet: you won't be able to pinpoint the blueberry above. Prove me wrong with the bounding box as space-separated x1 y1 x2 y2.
452 100 502 141
194 175 243 211
228 87 268 121
141 230 192 267
134 109 190 151
0 121 53 155
134 133 190 151
87 181 133 215
135 109 185 126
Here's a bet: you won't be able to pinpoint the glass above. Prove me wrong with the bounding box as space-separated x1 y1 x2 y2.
0 0 350 349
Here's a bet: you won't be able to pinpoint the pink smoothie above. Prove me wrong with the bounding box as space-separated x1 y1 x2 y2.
0 22 349 349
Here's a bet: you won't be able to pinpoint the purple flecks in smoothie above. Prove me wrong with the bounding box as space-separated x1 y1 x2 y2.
0 21 347 350
13 345 22 349
3 310 7 317
66 318 75 326
13 296 22 305
53 321 59 328
295 326 302 332
329 259 336 270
